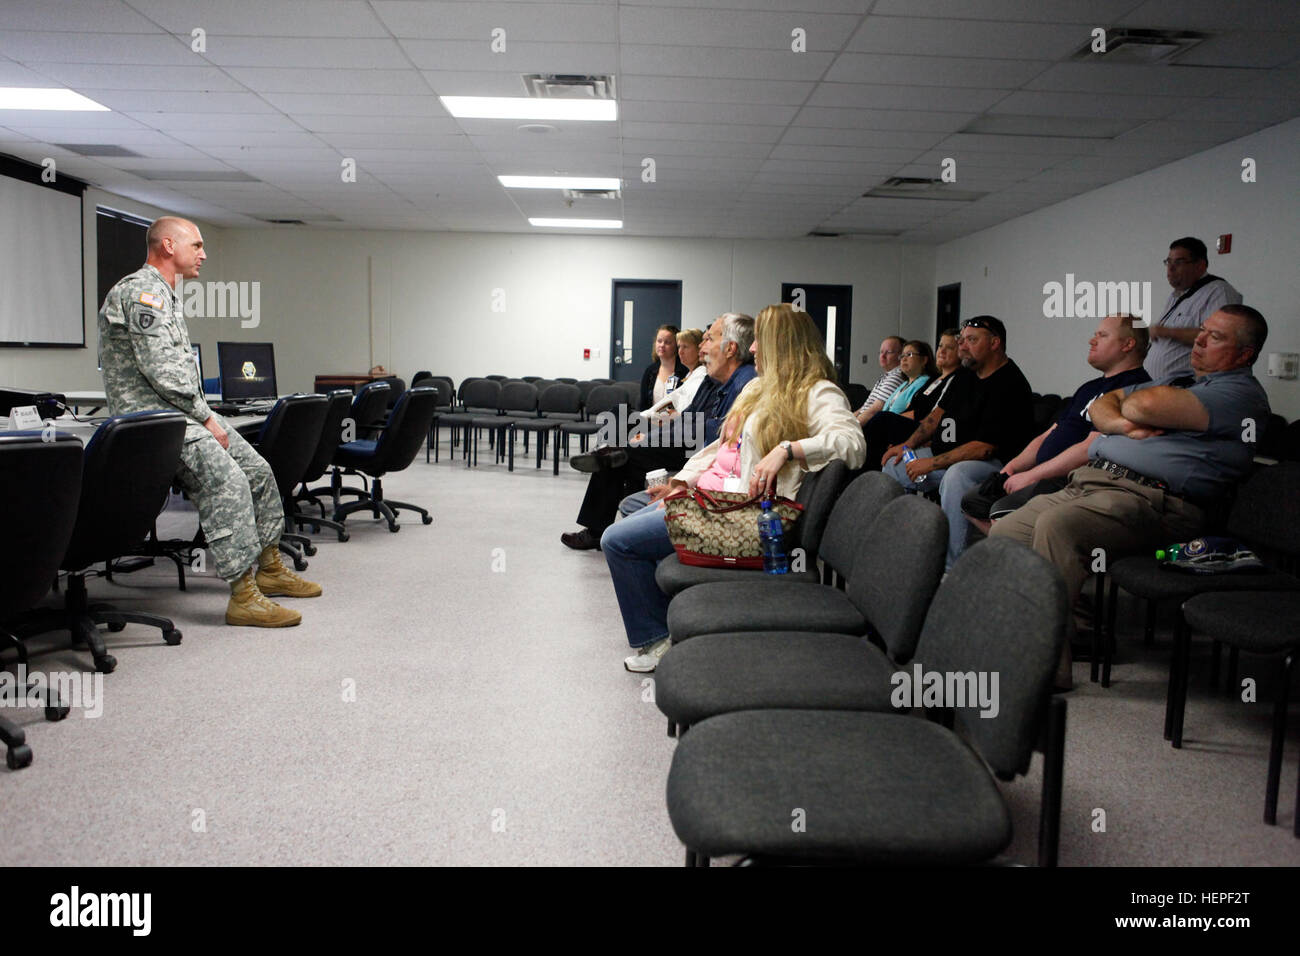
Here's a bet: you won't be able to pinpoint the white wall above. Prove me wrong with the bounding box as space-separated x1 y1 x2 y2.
933 117 1300 419
211 230 935 394
0 186 223 393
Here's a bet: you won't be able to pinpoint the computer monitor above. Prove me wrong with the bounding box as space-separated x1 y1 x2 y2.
216 342 278 403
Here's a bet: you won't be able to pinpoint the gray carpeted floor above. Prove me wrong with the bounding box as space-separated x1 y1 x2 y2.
2 437 1296 866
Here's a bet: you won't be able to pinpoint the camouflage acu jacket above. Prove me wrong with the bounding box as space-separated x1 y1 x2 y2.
98 264 212 440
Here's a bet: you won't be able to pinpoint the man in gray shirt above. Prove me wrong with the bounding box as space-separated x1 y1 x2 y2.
991 305 1270 688
1145 236 1242 381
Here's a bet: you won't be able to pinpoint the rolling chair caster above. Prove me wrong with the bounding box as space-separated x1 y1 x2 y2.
95 654 117 674
163 628 183 646
6 744 33 770
421 515 432 525
107 621 126 632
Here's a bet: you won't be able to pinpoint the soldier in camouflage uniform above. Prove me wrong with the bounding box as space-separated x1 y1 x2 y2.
97 216 320 627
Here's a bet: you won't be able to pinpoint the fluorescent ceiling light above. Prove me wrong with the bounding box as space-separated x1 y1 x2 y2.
441 96 616 121
499 175 621 190
529 218 623 229
0 87 110 111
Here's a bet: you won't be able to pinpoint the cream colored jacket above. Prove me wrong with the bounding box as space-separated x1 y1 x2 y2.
674 379 867 500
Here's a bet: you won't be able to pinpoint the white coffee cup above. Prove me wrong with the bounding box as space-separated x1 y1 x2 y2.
645 468 669 489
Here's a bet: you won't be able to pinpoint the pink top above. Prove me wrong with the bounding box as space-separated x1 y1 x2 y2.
697 440 741 492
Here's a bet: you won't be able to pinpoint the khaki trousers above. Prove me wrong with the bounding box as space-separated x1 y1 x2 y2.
989 466 1206 630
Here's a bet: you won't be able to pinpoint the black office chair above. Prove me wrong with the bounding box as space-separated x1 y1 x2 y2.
555 377 579 385
13 411 187 674
291 389 353 543
375 375 406 411
843 383 869 410
305 381 391 514
333 387 439 532
252 394 329 569
0 431 83 769
521 375 543 383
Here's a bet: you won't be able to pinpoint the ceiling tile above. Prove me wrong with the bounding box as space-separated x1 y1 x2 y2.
847 15 1087 59
0 31 193 64
128 0 393 37
223 68 430 96
826 53 1049 88
808 83 1009 112
374 1 617 42
398 39 618 73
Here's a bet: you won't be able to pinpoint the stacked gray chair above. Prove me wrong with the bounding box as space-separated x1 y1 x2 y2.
665 537 1068 867
654 460 856 596
657 493 946 735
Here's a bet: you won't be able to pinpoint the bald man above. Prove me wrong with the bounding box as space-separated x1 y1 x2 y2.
98 216 318 627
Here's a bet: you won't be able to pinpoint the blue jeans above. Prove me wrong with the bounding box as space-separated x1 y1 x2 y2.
937 459 1002 570
618 490 652 517
882 446 948 492
601 503 674 648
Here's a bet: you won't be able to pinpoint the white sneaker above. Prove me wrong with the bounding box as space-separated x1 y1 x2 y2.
624 637 671 673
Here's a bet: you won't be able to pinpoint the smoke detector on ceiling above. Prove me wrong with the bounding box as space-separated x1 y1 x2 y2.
1072 28 1207 64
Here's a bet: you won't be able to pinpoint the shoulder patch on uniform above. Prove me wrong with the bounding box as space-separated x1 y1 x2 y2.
139 292 164 309
137 311 156 330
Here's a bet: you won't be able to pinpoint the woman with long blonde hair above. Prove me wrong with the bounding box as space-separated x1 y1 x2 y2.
601 304 866 673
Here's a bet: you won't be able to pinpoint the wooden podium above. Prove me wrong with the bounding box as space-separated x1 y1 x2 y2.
313 373 380 393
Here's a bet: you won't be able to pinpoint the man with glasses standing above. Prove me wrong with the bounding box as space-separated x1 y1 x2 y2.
1148 237 1241 381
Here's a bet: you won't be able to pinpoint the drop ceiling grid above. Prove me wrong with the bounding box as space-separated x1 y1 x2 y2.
0 0 1289 235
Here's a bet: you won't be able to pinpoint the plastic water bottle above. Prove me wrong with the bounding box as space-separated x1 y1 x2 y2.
665 375 678 394
1157 536 1238 563
759 499 788 575
901 446 927 486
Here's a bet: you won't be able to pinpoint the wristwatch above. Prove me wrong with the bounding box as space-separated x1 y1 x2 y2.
781 441 794 461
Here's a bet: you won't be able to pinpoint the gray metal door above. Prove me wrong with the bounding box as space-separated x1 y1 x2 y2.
610 279 683 384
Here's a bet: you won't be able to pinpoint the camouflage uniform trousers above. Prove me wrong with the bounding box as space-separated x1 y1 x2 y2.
176 422 285 581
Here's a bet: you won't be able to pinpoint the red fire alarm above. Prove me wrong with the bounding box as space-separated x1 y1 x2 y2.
1217 234 1232 254
583 348 591 360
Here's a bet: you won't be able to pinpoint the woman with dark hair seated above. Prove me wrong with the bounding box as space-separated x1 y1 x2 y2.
601 304 866 673
863 329 962 469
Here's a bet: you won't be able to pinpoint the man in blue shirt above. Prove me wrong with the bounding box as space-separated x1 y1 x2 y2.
963 315 1152 530
562 313 756 549
991 305 1271 688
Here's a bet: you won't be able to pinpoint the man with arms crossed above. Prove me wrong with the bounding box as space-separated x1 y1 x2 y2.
991 306 1270 687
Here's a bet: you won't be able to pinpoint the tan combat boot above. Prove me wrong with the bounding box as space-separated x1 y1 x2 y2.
255 544 322 598
226 569 302 627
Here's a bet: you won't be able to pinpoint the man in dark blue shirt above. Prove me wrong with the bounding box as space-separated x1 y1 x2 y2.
963 315 1151 530
562 313 756 549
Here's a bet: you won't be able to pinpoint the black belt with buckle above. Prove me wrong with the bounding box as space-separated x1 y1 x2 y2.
1091 458 1170 491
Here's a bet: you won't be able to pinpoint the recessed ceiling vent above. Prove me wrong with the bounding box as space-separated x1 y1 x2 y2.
1071 29 1206 64
561 187 620 200
864 178 986 202
258 218 305 225
55 144 141 157
522 73 617 100
807 229 903 238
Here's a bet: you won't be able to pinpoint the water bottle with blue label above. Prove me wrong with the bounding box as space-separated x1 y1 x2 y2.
901 446 927 486
759 499 788 575
665 375 678 395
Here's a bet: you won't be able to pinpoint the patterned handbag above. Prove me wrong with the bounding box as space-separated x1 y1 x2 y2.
663 488 803 569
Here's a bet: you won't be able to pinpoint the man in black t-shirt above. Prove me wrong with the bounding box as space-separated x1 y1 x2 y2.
883 315 1035 569
962 315 1151 532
